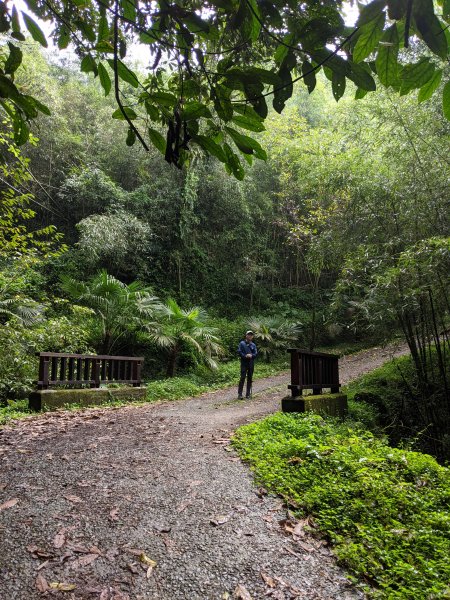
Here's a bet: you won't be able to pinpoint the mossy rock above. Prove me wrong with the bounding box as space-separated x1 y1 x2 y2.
281 393 348 418
29 386 146 411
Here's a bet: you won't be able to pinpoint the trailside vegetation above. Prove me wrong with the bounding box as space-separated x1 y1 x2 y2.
233 412 450 598
0 1 449 175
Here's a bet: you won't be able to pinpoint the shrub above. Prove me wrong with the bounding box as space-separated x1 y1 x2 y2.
345 347 450 462
233 412 450 598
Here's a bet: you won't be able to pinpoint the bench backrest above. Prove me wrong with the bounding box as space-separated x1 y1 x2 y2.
37 352 144 389
287 349 340 396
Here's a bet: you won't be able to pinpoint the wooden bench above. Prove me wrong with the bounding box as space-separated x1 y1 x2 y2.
37 352 144 389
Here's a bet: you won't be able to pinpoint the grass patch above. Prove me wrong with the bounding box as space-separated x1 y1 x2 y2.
233 412 450 598
145 358 288 402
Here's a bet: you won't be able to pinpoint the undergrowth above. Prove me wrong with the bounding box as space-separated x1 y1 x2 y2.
233 412 450 599
345 348 450 462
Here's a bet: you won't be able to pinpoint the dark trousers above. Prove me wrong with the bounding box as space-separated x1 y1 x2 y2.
238 360 254 397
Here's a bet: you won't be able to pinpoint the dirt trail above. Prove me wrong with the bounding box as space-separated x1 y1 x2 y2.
0 343 407 600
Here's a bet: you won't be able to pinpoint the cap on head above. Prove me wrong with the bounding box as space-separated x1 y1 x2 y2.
246 330 254 336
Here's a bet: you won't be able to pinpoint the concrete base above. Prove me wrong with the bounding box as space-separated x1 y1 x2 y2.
29 386 147 411
281 393 348 418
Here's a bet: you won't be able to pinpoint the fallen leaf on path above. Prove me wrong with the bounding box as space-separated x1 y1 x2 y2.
109 508 119 521
89 545 102 555
297 541 314 553
279 519 296 535
71 553 98 569
292 519 308 539
124 547 143 557
261 572 277 588
139 553 157 568
0 498 19 511
146 565 154 578
49 582 76 591
284 546 304 560
27 545 54 559
64 494 83 504
210 515 230 526
266 590 285 599
127 563 139 574
36 560 51 571
53 531 66 549
35 574 49 592
176 498 193 513
234 584 252 599
67 543 89 553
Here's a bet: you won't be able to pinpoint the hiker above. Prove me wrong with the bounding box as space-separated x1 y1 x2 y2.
237 330 257 399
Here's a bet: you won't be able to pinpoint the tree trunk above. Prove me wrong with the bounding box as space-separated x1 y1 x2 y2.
167 345 180 377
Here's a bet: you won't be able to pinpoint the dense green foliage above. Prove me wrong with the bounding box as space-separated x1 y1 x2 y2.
233 413 450 598
0 0 449 175
346 348 450 462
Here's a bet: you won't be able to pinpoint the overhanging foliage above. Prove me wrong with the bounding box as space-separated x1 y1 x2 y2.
0 0 449 176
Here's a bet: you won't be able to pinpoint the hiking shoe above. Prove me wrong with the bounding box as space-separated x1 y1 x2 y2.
245 395 251 399
238 395 243 400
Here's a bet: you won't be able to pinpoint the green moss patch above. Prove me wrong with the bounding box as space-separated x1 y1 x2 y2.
282 393 347 418
233 412 450 598
29 386 146 410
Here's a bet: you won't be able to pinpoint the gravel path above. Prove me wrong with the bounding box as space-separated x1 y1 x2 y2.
0 343 407 600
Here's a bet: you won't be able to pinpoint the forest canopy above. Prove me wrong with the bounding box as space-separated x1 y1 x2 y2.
0 0 449 177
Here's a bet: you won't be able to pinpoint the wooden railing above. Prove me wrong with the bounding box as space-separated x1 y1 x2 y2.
37 352 143 390
287 349 340 396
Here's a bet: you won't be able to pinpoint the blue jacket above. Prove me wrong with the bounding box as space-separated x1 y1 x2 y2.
238 340 257 362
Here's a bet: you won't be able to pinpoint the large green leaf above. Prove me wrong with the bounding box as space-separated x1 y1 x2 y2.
233 104 264 122
375 24 399 87
0 75 19 99
413 2 448 60
22 12 48 47
356 0 386 27
386 0 407 19
225 127 267 160
443 81 450 120
274 33 295 65
399 59 435 95
273 69 293 114
302 60 317 93
353 12 385 63
107 59 139 88
443 0 450 21
112 106 138 120
213 85 233 121
332 72 346 101
223 143 245 180
120 0 137 21
98 62 111 96
148 128 166 154
81 54 97 75
231 114 265 132
145 91 178 107
4 43 23 74
417 69 442 103
348 61 376 91
182 102 212 121
192 135 227 163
